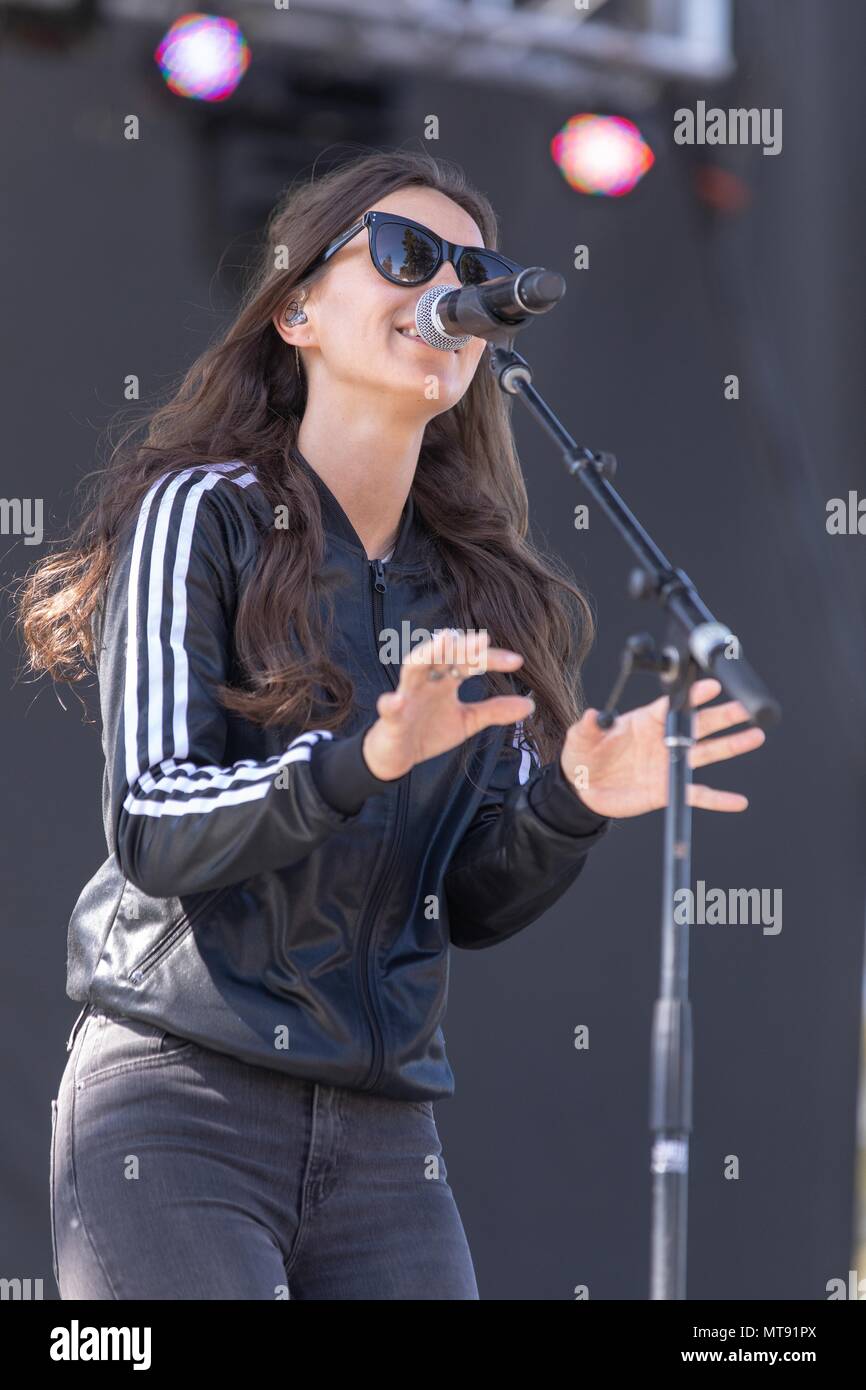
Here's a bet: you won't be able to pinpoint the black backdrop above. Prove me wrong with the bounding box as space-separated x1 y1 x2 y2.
2 0 863 1299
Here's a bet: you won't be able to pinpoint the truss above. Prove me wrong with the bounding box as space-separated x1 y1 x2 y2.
85 0 735 103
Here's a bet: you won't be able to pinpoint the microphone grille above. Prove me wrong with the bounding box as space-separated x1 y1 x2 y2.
415 286 472 352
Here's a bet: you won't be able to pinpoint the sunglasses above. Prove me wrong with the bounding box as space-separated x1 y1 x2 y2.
309 209 523 288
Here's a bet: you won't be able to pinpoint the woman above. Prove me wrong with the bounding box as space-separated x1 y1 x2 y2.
20 148 763 1300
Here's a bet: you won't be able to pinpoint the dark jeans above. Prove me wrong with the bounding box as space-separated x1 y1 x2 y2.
50 1005 479 1300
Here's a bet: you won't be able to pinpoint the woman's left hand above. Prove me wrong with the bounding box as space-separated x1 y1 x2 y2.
560 678 766 819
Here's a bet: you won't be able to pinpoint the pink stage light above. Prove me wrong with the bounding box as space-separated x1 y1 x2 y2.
551 114 655 197
155 13 251 103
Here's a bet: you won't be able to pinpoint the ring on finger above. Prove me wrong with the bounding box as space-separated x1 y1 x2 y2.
426 666 463 682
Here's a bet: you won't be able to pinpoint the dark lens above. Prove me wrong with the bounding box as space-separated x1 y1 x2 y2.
458 252 514 286
374 221 440 283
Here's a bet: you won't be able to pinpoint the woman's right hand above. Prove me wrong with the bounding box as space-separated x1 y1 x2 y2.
362 629 534 782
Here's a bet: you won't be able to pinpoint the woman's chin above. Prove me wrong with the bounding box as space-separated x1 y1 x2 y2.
385 340 465 399
396 375 463 411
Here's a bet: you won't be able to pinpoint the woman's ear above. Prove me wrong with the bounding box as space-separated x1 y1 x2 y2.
272 294 309 346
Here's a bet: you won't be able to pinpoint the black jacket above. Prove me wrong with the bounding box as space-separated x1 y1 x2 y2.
65 453 611 1101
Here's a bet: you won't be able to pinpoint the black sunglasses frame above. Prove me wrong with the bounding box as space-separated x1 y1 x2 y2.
309 210 523 287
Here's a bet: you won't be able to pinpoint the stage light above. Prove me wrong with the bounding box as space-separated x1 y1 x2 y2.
551 114 654 197
154 13 251 104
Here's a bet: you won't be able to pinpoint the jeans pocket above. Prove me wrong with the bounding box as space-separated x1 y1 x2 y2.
76 1012 195 1088
407 1099 435 1118
49 1098 60 1292
156 1028 198 1059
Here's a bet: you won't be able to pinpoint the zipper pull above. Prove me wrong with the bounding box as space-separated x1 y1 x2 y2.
371 558 387 593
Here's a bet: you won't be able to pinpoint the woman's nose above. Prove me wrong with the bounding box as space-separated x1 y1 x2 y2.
429 262 462 292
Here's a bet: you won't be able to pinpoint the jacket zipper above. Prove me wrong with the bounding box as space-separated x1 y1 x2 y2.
129 918 192 984
355 557 410 1090
128 887 226 985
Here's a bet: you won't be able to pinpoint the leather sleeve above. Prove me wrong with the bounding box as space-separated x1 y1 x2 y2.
444 721 611 950
308 720 395 812
106 467 380 899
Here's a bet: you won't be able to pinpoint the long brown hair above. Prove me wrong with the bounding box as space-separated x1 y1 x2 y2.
15 147 594 763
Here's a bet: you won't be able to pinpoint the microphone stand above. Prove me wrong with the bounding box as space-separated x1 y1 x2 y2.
485 335 780 1301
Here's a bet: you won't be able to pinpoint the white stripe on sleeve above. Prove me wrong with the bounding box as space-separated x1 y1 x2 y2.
122 465 331 819
512 714 542 786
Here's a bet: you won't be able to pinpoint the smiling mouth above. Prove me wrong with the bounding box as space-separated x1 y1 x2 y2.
395 326 459 352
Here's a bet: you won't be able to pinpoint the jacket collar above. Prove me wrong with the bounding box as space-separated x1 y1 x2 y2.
290 443 429 569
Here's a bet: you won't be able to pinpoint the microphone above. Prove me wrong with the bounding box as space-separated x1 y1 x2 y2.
414 267 566 352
